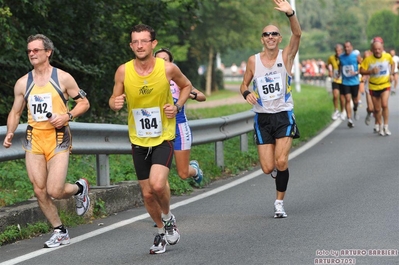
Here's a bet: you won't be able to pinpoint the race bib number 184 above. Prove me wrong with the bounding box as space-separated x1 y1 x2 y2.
132 107 162 138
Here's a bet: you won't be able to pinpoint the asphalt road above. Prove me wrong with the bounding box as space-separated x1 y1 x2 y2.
1 95 398 265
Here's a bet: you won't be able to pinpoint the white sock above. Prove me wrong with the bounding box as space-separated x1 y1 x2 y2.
158 228 164 235
162 212 171 221
275 200 283 205
193 167 199 177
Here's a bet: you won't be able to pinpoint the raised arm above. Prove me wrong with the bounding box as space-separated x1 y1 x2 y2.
274 0 302 71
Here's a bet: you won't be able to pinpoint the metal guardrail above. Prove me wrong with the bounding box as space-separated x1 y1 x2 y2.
0 111 255 187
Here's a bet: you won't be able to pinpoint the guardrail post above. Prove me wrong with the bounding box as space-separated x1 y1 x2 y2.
240 133 248 152
96 154 110 187
215 141 224 169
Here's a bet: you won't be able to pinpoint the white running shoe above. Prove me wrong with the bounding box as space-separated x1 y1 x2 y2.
340 112 346 120
379 128 385 136
149 233 166 254
75 178 90 216
44 229 70 248
331 110 340 120
384 126 391 136
274 202 287 218
163 214 180 245
374 124 379 133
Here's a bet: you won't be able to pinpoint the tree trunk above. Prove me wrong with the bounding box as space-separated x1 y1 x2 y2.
205 46 214 96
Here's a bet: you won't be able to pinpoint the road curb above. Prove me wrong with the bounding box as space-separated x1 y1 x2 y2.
0 181 143 234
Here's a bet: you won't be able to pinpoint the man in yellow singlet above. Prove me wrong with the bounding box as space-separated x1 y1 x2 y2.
360 38 394 136
109 24 191 254
327 44 344 120
3 34 90 248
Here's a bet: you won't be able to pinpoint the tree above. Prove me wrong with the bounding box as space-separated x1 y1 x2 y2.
0 0 199 125
366 10 398 50
189 0 285 96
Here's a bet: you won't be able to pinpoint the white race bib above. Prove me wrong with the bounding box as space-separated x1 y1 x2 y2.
254 73 284 101
342 65 355 77
132 107 162 138
28 93 53 122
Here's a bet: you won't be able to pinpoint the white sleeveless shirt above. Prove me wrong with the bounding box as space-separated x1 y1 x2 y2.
252 50 294 113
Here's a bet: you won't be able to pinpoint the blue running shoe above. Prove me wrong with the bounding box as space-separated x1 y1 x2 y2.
190 160 203 184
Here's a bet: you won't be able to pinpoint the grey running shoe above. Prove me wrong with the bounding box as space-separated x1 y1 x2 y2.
44 229 70 248
354 111 359 121
149 233 166 254
75 178 90 216
365 113 371 125
190 160 203 184
163 214 180 245
274 202 288 218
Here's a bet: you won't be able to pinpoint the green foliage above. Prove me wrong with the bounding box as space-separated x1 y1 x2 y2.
0 160 33 206
367 10 398 50
59 210 86 227
292 85 331 145
0 222 50 246
93 198 107 218
0 0 200 125
0 211 86 246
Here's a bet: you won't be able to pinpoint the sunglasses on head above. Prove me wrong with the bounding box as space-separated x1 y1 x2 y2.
262 32 280 37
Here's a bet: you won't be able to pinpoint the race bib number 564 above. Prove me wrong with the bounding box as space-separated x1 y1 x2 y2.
254 73 284 101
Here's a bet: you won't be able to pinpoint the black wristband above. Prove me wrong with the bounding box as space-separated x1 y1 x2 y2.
242 90 251 100
190 91 197 100
286 10 295 17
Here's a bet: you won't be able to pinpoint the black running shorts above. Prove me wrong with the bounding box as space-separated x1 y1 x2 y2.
254 111 300 145
131 141 174 180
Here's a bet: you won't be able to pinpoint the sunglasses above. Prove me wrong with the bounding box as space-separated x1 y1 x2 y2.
262 32 280 37
26 48 46 54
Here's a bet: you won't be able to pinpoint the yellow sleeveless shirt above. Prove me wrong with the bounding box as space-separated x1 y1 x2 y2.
124 58 175 147
24 67 69 130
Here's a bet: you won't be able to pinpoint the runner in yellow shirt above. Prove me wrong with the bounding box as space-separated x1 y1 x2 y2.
327 44 344 120
360 38 394 136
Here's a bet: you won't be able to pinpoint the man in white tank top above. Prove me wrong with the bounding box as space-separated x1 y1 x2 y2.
239 0 301 218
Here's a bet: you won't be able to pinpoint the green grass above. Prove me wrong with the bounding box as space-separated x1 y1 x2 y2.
187 89 238 104
0 84 332 245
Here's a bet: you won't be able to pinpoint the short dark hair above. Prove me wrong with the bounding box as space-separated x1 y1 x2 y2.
154 48 174 62
27 34 54 58
130 24 156 41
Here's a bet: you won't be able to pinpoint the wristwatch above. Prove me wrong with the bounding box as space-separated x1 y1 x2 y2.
175 104 182 113
67 112 74 121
